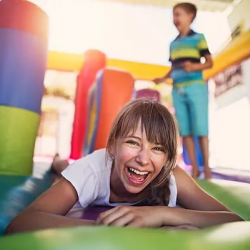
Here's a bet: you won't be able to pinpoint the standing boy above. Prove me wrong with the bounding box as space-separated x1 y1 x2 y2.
154 2 213 179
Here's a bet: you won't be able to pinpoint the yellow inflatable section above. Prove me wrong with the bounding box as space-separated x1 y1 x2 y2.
204 29 250 79
47 30 250 80
47 51 168 80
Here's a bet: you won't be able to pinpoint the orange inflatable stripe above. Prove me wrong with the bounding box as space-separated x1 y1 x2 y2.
94 68 135 150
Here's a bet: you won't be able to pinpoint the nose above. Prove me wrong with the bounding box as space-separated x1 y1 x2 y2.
135 148 150 166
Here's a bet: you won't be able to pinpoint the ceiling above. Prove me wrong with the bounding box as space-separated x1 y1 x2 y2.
97 0 235 12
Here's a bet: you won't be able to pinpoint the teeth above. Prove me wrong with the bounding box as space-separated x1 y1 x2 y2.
129 167 148 175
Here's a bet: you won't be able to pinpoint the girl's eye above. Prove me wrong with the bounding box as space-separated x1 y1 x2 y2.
153 147 165 152
126 140 139 146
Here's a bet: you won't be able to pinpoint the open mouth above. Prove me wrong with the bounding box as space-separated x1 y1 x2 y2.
125 167 150 185
174 22 180 27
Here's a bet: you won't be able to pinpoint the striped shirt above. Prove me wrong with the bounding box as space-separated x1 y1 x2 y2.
169 30 210 87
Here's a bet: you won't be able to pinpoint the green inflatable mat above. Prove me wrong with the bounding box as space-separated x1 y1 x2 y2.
0 178 250 249
197 179 250 221
0 222 250 250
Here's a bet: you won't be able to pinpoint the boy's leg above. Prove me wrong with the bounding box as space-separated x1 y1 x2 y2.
198 136 211 179
51 154 69 175
183 136 200 178
172 88 200 178
187 84 211 179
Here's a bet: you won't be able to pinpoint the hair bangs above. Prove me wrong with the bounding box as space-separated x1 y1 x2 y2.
141 107 167 151
116 107 141 139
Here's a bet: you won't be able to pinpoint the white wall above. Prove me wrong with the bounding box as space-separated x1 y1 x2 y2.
208 0 250 171
228 0 250 31
28 0 230 65
209 58 250 171
35 96 75 158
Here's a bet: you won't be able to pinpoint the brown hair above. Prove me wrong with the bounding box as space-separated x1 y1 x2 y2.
174 2 197 22
106 99 178 205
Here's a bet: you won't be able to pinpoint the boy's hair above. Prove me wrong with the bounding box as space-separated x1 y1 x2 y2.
106 98 178 205
174 2 197 22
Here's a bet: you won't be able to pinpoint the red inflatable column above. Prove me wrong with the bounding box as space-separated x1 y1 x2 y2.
70 50 106 159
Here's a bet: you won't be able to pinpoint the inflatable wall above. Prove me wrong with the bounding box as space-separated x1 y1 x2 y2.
0 0 49 175
84 68 134 155
70 50 106 160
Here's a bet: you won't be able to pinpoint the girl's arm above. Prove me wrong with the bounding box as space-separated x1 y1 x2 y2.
167 166 243 228
95 167 242 228
5 178 94 235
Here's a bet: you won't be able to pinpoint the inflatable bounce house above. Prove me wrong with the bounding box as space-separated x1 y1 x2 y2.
1 1 250 249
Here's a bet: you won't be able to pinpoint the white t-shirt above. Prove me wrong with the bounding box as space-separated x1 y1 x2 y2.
62 148 177 217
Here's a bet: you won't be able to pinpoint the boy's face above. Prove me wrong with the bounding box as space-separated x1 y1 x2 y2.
173 7 193 32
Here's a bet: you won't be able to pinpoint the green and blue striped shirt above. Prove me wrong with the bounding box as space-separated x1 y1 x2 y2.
169 30 210 87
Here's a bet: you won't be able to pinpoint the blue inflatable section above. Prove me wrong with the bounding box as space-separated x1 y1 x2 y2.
183 136 204 169
0 173 53 235
84 70 103 155
0 28 47 114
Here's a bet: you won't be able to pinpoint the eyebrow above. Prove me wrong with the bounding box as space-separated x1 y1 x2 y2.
125 136 163 146
125 135 141 141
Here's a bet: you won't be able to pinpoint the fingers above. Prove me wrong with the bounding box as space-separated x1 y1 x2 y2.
182 61 191 69
95 206 119 224
153 78 164 84
127 218 144 227
108 212 135 227
153 78 160 84
175 224 199 230
96 206 132 226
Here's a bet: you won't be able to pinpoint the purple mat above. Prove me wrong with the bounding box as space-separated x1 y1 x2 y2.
211 171 250 184
83 206 112 220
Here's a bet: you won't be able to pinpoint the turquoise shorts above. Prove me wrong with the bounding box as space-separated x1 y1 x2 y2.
172 83 208 136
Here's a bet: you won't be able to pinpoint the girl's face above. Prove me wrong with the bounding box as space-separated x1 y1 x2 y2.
110 123 168 195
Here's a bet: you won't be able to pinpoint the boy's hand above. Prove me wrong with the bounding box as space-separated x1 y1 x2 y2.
96 206 165 228
153 78 165 84
183 61 196 72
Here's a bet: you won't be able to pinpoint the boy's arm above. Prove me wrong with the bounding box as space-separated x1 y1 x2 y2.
183 33 213 72
199 54 213 70
153 67 172 84
183 54 213 72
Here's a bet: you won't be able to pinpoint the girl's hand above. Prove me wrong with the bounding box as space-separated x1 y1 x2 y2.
96 206 165 228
